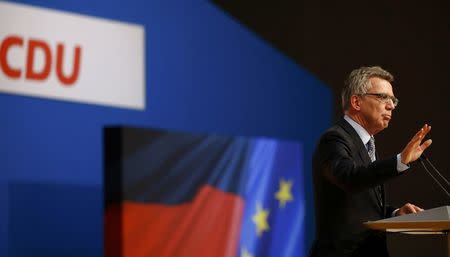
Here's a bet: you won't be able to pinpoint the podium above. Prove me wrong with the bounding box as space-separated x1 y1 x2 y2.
365 206 450 257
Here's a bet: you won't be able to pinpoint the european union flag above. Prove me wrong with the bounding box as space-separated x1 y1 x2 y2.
238 139 304 257
104 127 304 257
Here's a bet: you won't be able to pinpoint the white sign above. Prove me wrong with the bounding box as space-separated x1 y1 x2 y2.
0 2 145 110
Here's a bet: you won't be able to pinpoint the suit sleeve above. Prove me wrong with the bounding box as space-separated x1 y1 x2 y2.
316 131 400 192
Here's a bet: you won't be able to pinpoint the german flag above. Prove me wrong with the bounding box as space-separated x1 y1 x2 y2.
104 127 304 257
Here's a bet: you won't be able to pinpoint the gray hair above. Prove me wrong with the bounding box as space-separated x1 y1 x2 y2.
341 66 394 111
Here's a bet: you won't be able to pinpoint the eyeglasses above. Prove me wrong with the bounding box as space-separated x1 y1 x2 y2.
360 93 399 107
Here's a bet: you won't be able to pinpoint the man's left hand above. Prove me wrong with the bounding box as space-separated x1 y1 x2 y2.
395 203 424 216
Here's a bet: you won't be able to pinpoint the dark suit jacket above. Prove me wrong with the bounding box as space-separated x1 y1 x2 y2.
310 118 401 257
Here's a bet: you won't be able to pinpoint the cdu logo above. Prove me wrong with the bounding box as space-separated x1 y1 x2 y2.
0 35 82 86
0 2 145 110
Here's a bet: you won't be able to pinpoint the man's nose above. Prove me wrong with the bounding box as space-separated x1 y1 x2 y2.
386 100 395 110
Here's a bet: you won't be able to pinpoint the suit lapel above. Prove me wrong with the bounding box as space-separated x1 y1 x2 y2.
337 118 384 211
337 118 372 164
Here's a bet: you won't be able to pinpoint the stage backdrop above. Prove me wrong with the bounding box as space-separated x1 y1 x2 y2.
0 0 332 257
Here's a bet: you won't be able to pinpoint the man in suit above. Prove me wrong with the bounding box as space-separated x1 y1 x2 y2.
309 66 432 257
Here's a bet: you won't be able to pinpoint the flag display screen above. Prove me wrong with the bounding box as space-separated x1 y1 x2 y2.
104 127 304 257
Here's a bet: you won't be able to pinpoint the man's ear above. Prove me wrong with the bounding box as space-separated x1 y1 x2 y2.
350 95 361 111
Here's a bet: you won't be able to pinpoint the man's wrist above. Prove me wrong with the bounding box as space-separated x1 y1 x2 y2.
400 152 408 165
397 153 409 172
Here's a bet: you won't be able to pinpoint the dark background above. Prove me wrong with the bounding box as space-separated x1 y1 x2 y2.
212 1 450 256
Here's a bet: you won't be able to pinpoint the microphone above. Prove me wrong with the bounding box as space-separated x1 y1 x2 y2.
420 154 450 187
418 153 450 198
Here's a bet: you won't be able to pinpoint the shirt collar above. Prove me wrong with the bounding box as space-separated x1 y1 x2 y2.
343 115 372 146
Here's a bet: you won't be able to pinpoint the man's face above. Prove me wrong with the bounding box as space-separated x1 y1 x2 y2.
359 77 396 135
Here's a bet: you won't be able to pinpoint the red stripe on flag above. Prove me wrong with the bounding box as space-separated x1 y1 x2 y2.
105 185 244 257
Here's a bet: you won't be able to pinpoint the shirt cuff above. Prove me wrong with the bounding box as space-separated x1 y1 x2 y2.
397 153 409 172
391 208 400 217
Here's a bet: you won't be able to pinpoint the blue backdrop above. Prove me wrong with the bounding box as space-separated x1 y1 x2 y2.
0 0 332 256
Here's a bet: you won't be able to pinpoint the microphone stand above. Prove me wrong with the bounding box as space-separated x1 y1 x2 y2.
418 154 450 198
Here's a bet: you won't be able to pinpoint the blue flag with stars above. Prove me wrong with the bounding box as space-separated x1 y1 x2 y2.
239 138 304 257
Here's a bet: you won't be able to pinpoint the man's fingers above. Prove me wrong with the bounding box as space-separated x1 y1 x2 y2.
418 124 431 138
420 139 433 151
415 206 424 212
402 124 432 165
422 125 431 138
403 203 417 213
405 204 424 213
398 203 424 216
409 206 417 213
410 204 424 211
411 124 431 144
412 128 424 141
411 126 426 142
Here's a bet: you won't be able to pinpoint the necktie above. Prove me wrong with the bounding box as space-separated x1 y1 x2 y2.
367 137 383 207
367 136 376 162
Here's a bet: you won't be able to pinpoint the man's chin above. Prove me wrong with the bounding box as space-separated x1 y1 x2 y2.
373 123 389 134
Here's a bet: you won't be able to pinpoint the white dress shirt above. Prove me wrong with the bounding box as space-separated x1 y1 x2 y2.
344 115 409 172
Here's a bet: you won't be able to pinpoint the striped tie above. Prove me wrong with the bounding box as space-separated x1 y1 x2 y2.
367 137 383 207
367 136 376 162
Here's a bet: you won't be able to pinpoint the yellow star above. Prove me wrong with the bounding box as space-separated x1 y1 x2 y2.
275 178 294 208
241 247 254 257
252 203 270 236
